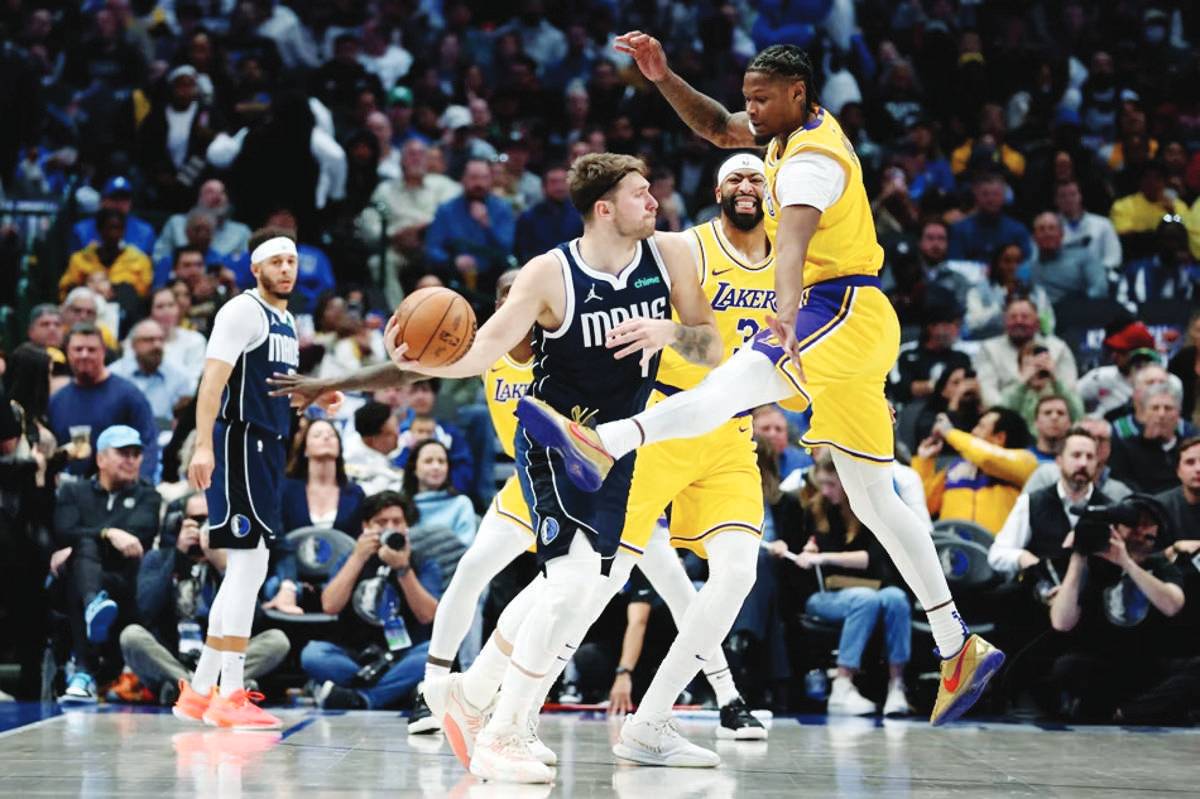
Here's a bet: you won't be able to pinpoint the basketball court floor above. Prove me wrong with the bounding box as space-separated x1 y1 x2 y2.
1 703 1195 797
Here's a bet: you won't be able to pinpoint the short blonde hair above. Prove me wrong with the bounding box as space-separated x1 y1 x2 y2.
568 153 647 220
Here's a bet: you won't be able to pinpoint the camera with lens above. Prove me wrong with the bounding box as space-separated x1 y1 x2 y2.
1070 501 1142 554
381 528 407 550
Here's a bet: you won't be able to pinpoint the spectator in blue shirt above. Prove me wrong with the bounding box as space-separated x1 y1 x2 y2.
49 324 159 482
948 172 1031 264
390 379 475 499
403 440 478 548
1018 212 1107 304
229 208 335 313
1120 218 1199 306
110 319 194 440
425 158 515 295
514 163 583 263
71 176 157 256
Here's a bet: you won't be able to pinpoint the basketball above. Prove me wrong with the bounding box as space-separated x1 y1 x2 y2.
393 287 477 367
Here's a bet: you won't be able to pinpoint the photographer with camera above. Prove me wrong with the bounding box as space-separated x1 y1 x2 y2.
301 490 441 710
1047 495 1198 723
120 492 291 704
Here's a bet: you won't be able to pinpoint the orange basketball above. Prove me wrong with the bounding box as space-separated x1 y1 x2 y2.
393 287 477 367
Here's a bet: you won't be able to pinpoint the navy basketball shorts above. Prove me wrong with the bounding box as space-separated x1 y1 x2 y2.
515 424 636 576
206 420 285 550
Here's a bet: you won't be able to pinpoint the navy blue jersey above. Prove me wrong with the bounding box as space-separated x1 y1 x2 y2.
216 291 299 437
531 237 672 425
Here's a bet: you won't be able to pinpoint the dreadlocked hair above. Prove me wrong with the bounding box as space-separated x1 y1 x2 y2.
747 45 818 112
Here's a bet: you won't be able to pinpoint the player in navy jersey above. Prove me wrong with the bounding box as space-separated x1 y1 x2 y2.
174 226 340 730
385 153 722 783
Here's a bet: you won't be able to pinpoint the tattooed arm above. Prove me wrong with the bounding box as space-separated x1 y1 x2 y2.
615 31 756 149
268 362 418 410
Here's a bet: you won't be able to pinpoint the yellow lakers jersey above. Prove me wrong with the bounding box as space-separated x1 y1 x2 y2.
762 107 883 286
655 219 776 392
485 354 533 458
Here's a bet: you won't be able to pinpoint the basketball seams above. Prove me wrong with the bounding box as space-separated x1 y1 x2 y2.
396 287 477 367
417 298 456 363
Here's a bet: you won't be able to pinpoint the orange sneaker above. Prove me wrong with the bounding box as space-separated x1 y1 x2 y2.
202 689 283 730
105 670 156 704
173 679 215 722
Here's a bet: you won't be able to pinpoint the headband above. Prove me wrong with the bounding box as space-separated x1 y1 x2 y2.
717 153 766 185
251 236 297 264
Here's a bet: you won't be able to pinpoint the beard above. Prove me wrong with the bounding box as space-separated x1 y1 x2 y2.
721 192 764 231
260 273 293 300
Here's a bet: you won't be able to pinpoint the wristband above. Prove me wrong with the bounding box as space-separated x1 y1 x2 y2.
615 666 632 677
394 565 411 577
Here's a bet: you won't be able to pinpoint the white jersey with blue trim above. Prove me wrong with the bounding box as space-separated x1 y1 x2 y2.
206 289 299 437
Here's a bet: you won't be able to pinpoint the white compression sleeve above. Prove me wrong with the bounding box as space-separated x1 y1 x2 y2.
597 346 796 459
830 450 966 656
426 507 531 677
216 539 270 696
638 526 740 706
633 530 760 719
462 571 544 710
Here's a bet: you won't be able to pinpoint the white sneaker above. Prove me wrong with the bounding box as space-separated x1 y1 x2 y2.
612 714 720 768
470 728 556 784
882 682 911 717
826 677 876 716
524 712 557 766
430 674 493 768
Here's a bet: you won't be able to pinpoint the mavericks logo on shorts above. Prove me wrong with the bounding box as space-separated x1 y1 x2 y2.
232 514 253 538
539 517 560 546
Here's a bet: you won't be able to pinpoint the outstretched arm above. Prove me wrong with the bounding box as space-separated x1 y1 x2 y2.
615 32 756 149
268 362 418 410
387 255 557 379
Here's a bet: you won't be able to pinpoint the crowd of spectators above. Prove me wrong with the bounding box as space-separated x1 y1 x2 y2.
1 0 1200 724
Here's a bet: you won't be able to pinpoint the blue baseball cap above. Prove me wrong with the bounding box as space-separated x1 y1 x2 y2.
102 176 133 197
96 425 143 452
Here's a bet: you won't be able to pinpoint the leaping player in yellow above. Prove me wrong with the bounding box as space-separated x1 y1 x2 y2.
518 36 1004 739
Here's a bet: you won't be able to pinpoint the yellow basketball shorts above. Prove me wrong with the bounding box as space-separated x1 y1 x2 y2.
490 474 536 554
750 275 899 463
622 407 764 559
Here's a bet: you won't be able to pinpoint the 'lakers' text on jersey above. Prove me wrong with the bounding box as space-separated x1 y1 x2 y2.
531 238 672 424
218 291 299 438
486 355 534 460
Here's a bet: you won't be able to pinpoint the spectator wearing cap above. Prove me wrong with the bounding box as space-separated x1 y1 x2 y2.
975 295 1078 407
344 401 405 496
950 104 1027 179
1110 161 1190 256
1078 318 1179 419
152 179 252 265
139 64 223 214
1002 344 1084 432
1019 212 1106 304
913 408 1039 534
60 209 154 313
1056 180 1123 288
1167 311 1200 427
948 172 1031 264
1109 382 1188 493
71 177 157 256
888 302 973 405
49 324 158 482
1118 218 1199 306
110 319 195 439
1109 365 1193 441
51 424 162 704
514 163 583 264
357 139 461 308
383 86 426 148
425 158 515 295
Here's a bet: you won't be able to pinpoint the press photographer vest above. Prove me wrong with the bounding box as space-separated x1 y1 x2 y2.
1027 484 1111 560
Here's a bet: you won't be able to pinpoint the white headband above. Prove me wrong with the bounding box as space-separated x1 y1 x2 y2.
251 236 298 264
717 153 766 185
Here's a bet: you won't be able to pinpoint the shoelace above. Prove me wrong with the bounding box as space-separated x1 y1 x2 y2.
228 690 267 706
491 733 539 762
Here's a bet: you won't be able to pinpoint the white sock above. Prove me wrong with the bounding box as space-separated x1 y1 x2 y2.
191 645 222 694
633 532 759 720
636 527 741 707
424 662 451 684
829 450 967 657
597 347 795 460
219 650 245 697
463 634 511 710
426 508 530 681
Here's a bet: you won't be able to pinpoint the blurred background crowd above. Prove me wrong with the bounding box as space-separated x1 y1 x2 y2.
1 0 1200 724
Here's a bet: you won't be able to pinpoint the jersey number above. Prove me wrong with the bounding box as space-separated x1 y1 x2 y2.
734 318 761 353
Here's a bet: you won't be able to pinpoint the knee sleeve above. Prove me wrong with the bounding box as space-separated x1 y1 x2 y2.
216 542 270 638
705 532 759 597
496 575 544 643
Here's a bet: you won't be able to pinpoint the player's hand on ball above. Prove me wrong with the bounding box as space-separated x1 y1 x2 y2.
607 317 676 371
188 446 215 490
383 313 417 368
614 31 669 82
